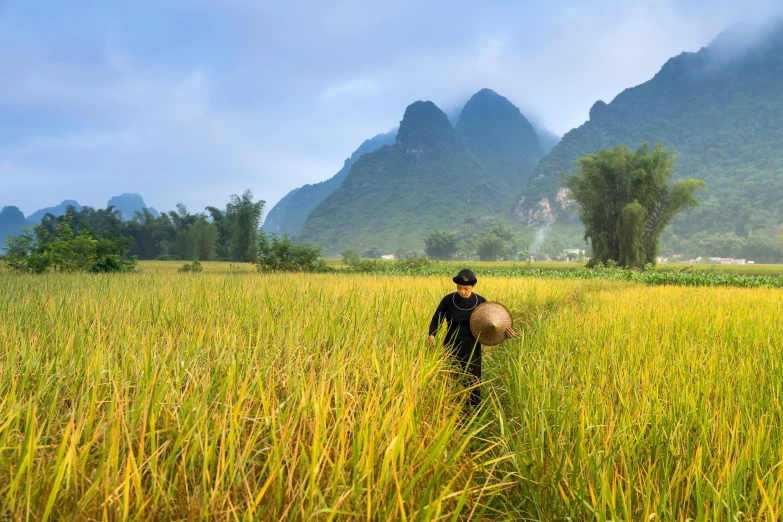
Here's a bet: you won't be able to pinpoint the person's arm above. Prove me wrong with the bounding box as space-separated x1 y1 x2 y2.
428 295 449 339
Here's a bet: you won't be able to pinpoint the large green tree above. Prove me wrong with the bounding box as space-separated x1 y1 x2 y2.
474 232 506 261
564 143 706 268
226 190 265 262
190 218 219 261
423 230 459 260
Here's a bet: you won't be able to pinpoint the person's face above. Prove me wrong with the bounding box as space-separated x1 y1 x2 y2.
456 284 473 298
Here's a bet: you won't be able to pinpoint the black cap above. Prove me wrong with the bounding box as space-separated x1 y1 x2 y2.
453 268 477 286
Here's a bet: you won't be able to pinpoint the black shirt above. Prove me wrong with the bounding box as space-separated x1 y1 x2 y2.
429 292 487 341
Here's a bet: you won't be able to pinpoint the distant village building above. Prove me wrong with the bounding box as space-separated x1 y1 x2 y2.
708 257 748 265
658 256 756 265
560 248 586 262
381 254 396 260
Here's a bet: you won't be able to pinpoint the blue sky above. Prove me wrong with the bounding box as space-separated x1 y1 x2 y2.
2 0 782 216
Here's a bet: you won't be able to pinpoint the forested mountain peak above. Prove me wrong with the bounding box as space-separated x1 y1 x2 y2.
456 88 542 187
457 89 535 132
395 101 458 152
0 206 27 246
27 200 83 225
293 91 554 254
107 193 159 221
295 99 504 254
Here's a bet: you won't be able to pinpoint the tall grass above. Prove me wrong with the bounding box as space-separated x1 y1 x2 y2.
1 263 781 519
485 283 783 519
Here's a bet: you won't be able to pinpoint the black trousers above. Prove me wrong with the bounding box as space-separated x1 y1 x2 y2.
449 335 482 406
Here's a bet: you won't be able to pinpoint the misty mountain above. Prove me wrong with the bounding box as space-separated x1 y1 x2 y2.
26 200 83 225
516 24 783 255
262 188 300 235
262 131 396 236
107 193 159 221
295 92 544 255
534 126 561 155
455 88 543 202
0 206 27 246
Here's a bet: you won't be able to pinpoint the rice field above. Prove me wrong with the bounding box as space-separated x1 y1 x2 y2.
1 261 782 520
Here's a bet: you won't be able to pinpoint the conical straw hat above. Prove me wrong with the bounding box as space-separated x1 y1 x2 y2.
470 301 513 346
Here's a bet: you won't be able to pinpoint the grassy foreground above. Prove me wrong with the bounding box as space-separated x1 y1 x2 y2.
1 263 782 519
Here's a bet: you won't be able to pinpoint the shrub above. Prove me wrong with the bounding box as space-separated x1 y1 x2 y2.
395 252 431 270
341 248 382 272
424 230 459 260
178 260 204 273
4 215 136 274
256 233 331 273
88 255 138 273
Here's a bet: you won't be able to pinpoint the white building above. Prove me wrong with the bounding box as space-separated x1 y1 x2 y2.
560 248 586 261
708 257 747 265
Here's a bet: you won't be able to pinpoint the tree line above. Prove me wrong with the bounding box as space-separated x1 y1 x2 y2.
126 190 265 261
5 190 265 265
422 226 534 262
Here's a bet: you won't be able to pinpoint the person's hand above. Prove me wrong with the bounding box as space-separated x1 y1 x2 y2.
505 326 515 339
428 335 436 344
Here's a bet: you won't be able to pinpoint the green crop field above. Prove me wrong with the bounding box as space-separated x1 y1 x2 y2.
2 261 782 519
323 258 783 276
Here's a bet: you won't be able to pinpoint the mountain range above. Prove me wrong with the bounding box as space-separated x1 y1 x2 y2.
294 90 547 254
263 90 559 246
265 24 782 261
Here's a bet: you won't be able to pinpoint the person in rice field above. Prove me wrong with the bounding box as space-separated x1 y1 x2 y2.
428 268 514 407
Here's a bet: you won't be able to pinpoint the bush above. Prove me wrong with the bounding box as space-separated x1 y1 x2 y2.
474 233 506 261
362 247 382 259
342 248 382 272
4 215 137 274
256 233 331 273
88 255 138 273
178 260 204 273
424 230 459 260
395 252 431 270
